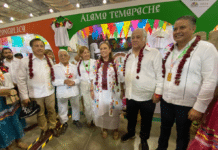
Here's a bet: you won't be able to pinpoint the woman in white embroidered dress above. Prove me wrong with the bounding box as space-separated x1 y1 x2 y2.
90 41 124 140
77 46 96 127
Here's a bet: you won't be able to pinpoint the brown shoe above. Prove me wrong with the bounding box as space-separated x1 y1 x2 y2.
50 128 60 137
102 129 108 139
17 141 29 149
38 130 47 142
113 131 119 140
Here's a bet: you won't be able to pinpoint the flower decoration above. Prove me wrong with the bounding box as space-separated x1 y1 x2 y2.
65 73 73 78
0 66 9 74
28 53 55 81
123 46 145 79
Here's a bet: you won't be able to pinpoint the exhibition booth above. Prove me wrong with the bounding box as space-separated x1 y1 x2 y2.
0 0 218 114
0 0 217 62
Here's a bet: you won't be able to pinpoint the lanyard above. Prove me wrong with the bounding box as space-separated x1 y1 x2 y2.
170 45 190 70
65 64 69 75
64 64 72 79
83 60 90 74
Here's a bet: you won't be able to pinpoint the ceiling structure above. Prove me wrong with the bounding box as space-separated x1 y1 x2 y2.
0 0 133 24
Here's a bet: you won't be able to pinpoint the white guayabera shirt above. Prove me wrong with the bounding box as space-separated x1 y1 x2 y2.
52 63 80 99
4 57 21 84
163 37 218 113
124 46 163 101
17 55 54 100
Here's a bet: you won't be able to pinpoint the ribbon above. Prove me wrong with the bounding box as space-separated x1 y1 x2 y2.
123 21 131 39
115 22 124 36
154 20 160 29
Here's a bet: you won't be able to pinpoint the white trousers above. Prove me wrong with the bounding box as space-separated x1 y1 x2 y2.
58 95 80 124
80 81 94 123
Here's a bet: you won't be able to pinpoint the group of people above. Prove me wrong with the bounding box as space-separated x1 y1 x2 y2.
0 15 218 150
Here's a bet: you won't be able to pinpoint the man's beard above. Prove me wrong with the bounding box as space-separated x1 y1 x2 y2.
5 56 13 60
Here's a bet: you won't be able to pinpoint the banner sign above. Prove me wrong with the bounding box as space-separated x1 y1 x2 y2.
182 0 216 17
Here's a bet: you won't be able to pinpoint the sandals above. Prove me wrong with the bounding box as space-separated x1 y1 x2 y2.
17 141 29 149
113 131 119 140
102 130 108 139
102 129 119 140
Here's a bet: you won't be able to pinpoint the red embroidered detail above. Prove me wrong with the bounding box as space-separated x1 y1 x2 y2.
95 59 118 86
95 59 102 85
162 35 201 86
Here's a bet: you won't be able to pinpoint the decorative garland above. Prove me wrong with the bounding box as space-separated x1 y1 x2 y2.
123 53 130 77
77 60 82 76
28 53 55 81
52 18 72 28
162 35 201 85
0 66 9 74
123 46 144 79
0 66 8 81
95 59 118 86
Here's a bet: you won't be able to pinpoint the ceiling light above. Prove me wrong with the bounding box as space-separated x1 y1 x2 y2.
103 0 107 4
30 13 33 17
0 20 3 23
28 0 32 1
3 3 9 8
10 17 14 21
76 3 80 8
49 9 53 13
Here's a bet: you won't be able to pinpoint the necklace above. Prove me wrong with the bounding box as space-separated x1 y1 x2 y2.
83 60 90 74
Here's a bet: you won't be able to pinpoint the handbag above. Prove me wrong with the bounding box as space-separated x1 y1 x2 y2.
5 89 20 105
0 78 19 105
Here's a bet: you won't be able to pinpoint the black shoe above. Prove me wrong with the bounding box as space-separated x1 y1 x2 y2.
121 133 135 142
60 122 68 134
19 101 40 119
73 120 82 128
38 130 47 142
91 120 95 126
50 128 60 137
141 140 149 150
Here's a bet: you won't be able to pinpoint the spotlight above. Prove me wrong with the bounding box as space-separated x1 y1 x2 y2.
103 0 107 4
49 9 53 13
76 3 80 8
3 3 9 8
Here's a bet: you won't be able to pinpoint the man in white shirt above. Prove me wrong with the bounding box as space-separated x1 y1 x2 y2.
53 50 82 133
156 16 218 150
121 28 163 150
17 38 59 142
2 47 21 84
